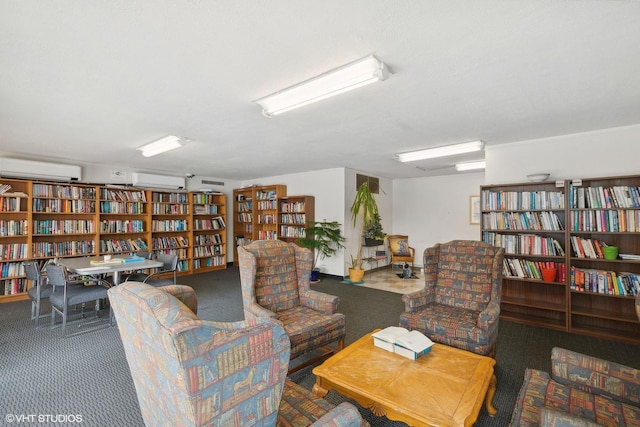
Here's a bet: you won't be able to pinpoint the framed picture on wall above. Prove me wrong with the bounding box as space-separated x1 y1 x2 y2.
469 195 481 225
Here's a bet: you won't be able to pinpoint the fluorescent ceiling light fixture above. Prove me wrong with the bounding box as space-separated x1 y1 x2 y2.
455 160 486 171
395 141 484 163
255 55 389 117
137 135 187 157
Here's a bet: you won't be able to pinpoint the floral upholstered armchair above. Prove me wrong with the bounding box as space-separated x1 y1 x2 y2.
108 282 366 427
238 240 346 372
510 347 640 426
399 240 504 356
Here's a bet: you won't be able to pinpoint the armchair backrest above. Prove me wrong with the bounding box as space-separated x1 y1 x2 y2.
238 240 312 313
108 281 290 427
388 235 411 255
424 240 504 311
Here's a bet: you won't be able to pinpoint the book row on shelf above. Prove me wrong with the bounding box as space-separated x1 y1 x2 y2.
0 243 27 260
569 236 611 259
32 183 96 199
100 188 147 202
483 232 564 256
34 199 95 213
194 234 222 245
151 204 189 214
193 217 225 230
151 192 188 203
0 220 28 236
1 198 23 212
33 220 95 235
570 209 640 232
34 240 96 257
482 211 564 231
502 259 566 282
571 268 639 296
99 220 145 233
151 220 188 232
482 189 565 211
152 236 189 249
569 184 640 209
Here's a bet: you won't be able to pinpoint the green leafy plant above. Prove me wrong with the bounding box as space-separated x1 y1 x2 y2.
296 220 345 271
363 212 385 241
350 182 381 270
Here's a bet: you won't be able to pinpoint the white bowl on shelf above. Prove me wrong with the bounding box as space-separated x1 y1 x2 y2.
527 173 550 182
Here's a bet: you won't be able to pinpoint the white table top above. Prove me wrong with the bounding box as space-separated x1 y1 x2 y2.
58 256 163 276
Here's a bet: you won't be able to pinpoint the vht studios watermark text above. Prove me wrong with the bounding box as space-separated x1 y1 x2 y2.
5 414 83 423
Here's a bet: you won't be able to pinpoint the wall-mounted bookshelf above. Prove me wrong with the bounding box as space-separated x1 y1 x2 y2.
481 175 640 345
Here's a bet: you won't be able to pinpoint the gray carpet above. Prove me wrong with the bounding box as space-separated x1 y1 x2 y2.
1 267 638 427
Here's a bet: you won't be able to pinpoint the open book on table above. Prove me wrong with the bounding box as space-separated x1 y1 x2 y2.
372 326 434 360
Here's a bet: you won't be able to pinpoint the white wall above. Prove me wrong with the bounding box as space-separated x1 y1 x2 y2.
392 172 485 268
486 124 640 184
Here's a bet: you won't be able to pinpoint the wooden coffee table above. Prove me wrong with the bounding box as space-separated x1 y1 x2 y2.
312 330 497 427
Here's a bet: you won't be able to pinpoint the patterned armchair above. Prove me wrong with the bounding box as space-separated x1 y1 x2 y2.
108 282 366 427
510 347 640 426
399 240 504 356
238 240 346 372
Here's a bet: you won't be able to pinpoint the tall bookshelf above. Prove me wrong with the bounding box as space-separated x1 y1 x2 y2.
0 179 30 301
278 195 314 243
255 185 286 240
99 187 149 255
150 191 190 274
232 184 287 264
566 175 640 343
0 178 228 303
191 192 226 272
481 176 640 345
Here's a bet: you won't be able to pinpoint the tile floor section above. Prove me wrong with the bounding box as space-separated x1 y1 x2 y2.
355 266 424 295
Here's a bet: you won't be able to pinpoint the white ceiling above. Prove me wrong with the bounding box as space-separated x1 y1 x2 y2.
2 1 640 181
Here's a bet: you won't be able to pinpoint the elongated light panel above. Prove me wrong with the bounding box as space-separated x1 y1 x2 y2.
395 141 484 162
137 135 184 157
256 55 388 117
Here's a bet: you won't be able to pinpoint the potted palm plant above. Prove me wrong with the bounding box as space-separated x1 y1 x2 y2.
349 182 381 282
296 220 345 283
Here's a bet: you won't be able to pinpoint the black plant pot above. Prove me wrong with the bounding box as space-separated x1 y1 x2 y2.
364 238 384 247
310 269 320 283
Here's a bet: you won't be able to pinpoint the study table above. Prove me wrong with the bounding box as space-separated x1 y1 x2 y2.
58 256 163 285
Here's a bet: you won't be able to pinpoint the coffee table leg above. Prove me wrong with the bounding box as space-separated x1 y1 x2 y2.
485 374 497 416
312 381 329 398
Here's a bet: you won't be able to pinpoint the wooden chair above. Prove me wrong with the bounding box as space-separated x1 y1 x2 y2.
387 235 415 273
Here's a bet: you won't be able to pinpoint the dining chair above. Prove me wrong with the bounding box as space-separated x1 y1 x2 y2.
124 253 178 287
25 260 53 327
47 264 112 337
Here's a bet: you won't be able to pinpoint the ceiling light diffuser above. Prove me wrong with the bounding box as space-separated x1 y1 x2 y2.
455 160 486 171
255 55 389 117
395 141 484 163
137 135 187 157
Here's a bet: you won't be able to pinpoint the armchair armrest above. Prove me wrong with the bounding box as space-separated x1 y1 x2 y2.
243 301 280 322
477 301 500 329
300 289 339 314
401 289 433 312
159 284 198 314
551 347 640 406
310 402 367 427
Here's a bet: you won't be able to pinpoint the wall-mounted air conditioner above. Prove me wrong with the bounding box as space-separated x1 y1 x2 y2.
131 172 185 190
0 158 82 181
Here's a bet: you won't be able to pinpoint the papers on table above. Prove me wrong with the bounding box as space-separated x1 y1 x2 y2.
372 326 434 360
